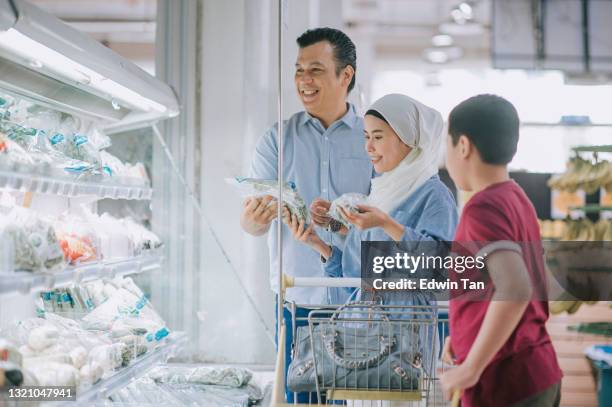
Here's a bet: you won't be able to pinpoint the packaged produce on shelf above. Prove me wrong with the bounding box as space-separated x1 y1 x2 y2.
100 151 150 186
0 92 150 184
0 132 36 167
120 217 162 253
548 156 612 194
54 218 99 265
329 192 368 228
81 277 168 340
0 206 65 273
148 365 264 406
226 177 310 223
0 338 22 366
3 276 170 390
83 212 133 260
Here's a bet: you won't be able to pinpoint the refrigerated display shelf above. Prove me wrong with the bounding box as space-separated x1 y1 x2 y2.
64 331 188 406
0 168 152 200
0 252 163 295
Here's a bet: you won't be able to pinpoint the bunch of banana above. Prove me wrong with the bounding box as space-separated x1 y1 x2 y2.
539 219 567 240
548 157 612 193
560 219 594 241
549 293 599 315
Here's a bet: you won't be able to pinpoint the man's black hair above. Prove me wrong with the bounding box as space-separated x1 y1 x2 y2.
296 27 357 93
448 94 519 165
365 109 388 124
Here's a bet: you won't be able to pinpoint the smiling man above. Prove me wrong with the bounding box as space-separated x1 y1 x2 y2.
240 27 372 403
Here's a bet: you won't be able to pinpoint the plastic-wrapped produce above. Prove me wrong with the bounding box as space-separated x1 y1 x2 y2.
22 361 79 387
149 365 264 405
0 207 65 272
0 338 22 366
150 366 253 387
79 362 103 385
120 217 162 253
83 212 133 260
88 343 124 371
329 192 369 228
226 177 310 223
54 219 99 264
27 325 59 351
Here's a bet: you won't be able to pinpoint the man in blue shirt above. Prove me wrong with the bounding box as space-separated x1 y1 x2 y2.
241 27 372 403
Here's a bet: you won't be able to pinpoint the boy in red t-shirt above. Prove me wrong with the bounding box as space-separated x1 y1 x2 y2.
440 95 563 406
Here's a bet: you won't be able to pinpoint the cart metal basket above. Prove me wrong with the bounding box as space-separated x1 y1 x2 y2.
272 275 458 406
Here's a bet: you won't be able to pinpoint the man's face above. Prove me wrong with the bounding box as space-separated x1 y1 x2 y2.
294 41 349 117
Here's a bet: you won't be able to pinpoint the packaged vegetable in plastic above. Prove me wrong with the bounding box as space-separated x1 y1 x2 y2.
0 338 22 366
329 192 369 228
27 325 59 351
0 207 65 272
84 212 133 260
225 177 310 223
79 362 103 385
54 218 99 264
120 217 162 253
22 361 79 387
88 343 124 372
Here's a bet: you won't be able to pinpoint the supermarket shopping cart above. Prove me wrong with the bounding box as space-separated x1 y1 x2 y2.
272 274 459 406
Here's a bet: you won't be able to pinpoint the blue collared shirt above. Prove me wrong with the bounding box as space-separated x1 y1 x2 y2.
249 104 373 304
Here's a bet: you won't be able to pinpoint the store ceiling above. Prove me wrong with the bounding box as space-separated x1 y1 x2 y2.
343 0 491 56
29 0 156 43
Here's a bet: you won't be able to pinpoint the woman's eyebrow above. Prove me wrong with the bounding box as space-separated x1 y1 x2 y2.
370 129 384 134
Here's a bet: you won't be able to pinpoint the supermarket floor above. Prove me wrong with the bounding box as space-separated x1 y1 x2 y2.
548 302 612 407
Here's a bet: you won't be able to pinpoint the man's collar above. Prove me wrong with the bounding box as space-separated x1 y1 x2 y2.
301 103 359 129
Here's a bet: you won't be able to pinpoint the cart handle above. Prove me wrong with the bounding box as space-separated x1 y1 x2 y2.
282 273 361 292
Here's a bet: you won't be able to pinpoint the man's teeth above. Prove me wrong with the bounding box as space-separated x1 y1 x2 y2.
302 90 317 95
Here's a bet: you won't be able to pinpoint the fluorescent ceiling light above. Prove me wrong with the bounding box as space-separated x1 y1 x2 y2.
439 21 485 36
0 28 166 114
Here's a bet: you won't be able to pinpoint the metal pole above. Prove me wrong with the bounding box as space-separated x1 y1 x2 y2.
276 0 284 341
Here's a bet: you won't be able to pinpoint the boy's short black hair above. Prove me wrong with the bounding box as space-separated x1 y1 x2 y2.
296 27 356 93
448 94 519 165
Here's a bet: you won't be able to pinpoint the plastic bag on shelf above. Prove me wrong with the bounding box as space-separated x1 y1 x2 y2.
225 176 310 223
54 218 99 265
0 206 65 273
120 217 162 253
0 338 22 366
83 212 134 260
329 192 369 228
22 361 80 387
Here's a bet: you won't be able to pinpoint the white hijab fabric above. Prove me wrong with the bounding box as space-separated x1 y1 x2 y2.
366 93 444 214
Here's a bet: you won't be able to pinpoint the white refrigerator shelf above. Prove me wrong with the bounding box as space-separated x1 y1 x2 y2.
0 252 164 296
0 168 152 200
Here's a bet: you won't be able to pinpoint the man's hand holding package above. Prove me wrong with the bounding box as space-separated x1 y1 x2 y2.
240 195 278 235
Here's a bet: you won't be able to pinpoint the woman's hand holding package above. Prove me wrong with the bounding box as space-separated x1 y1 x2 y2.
309 198 332 227
283 208 332 259
339 204 405 240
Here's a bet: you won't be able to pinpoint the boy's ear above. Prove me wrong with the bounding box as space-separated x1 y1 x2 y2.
458 135 472 159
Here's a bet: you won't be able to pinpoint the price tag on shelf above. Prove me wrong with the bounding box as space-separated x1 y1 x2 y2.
600 188 612 219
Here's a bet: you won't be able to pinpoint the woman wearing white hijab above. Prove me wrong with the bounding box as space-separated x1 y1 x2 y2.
286 93 458 304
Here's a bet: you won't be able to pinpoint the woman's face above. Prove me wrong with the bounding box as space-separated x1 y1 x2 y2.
364 114 412 173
